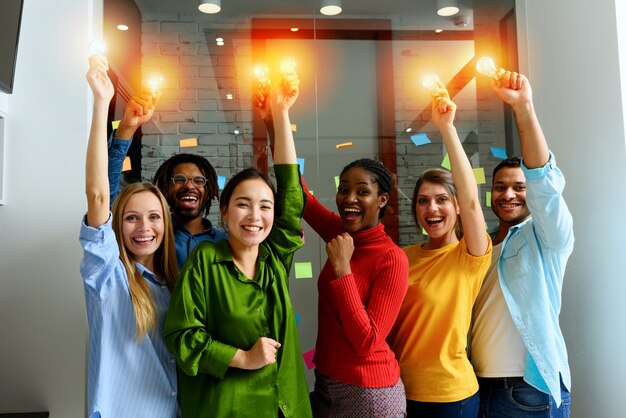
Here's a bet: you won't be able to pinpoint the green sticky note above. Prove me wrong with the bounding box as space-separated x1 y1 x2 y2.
422 227 428 236
111 120 121 129
334 176 340 190
486 191 491 207
295 262 313 279
441 154 451 170
473 167 486 184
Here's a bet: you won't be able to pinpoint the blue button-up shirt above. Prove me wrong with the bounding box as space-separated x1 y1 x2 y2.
498 152 574 406
79 216 180 418
108 136 227 269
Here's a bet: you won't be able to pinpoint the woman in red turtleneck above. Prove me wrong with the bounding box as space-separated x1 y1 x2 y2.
303 159 409 417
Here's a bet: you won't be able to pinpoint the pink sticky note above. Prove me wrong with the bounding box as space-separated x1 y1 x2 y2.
302 349 315 370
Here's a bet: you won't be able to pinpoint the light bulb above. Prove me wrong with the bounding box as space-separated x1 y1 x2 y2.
254 63 269 83
146 72 164 95
422 74 440 92
88 40 107 57
280 59 297 74
476 56 498 78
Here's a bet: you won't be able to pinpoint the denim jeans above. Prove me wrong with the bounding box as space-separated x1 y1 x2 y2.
478 378 570 418
406 391 479 418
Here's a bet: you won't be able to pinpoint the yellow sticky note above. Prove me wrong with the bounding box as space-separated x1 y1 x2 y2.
291 124 297 132
486 191 491 207
422 227 428 236
295 262 313 279
473 167 486 184
112 120 121 129
336 142 353 149
122 156 132 172
180 137 198 147
334 176 340 190
309 190 314 196
441 154 451 170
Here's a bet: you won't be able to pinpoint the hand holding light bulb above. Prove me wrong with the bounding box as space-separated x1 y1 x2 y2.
476 56 499 78
88 40 108 57
476 56 532 106
146 72 164 96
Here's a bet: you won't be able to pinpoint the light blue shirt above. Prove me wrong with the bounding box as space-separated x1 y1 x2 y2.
498 152 574 406
79 216 180 418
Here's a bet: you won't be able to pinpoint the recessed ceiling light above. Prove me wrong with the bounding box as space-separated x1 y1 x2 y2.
226 93 233 100
320 0 342 16
198 0 221 14
437 0 459 17
291 27 299 32
215 37 223 43
405 127 413 133
117 24 129 31
234 129 240 135
435 29 443 34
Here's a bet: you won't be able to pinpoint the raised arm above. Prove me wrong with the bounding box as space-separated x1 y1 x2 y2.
85 55 115 228
270 69 299 165
492 70 549 168
431 82 488 256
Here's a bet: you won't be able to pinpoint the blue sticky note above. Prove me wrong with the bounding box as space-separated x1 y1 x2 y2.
410 133 431 147
217 175 226 190
297 157 305 175
295 314 301 326
490 147 508 159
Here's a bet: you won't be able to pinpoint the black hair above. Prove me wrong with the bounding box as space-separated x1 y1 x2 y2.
492 156 522 182
340 158 393 219
153 153 219 215
219 168 276 211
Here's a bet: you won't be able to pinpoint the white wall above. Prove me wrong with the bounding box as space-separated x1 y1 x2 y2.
0 0 101 416
519 0 626 417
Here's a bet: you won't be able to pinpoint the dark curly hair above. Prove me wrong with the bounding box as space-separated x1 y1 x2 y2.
153 153 219 216
492 156 522 182
340 158 393 219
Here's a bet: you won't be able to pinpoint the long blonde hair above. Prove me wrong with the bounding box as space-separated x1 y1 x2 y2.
111 182 178 339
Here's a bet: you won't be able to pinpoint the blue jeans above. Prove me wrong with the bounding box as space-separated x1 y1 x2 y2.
407 392 479 418
478 378 570 418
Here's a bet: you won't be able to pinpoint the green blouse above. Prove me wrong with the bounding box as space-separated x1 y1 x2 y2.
164 164 312 418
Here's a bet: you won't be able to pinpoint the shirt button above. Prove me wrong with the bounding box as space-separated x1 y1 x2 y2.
171 391 177 396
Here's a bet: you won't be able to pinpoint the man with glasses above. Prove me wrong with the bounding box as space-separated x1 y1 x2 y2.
108 91 226 268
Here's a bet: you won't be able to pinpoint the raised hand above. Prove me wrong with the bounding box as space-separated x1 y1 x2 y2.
492 69 533 108
116 89 160 139
326 232 354 278
431 80 456 130
86 55 114 103
271 69 299 113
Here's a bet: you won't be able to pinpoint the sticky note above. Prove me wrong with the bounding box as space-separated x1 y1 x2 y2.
295 314 301 326
302 349 315 369
473 167 486 184
422 227 428 236
410 133 431 147
295 262 313 279
335 176 340 190
441 154 451 170
490 147 507 159
122 156 132 172
217 175 226 190
291 124 297 132
486 191 491 207
112 120 121 129
179 137 198 147
297 157 305 175
336 142 353 149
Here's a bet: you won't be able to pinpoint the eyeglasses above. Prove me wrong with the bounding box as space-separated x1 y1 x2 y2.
171 174 207 187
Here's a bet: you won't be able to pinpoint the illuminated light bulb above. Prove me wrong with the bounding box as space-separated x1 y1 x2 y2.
146 72 164 95
476 56 498 78
215 37 224 43
117 24 129 31
88 40 107 57
422 74 440 92
234 129 240 135
216 41 225 46
254 63 269 83
280 59 297 74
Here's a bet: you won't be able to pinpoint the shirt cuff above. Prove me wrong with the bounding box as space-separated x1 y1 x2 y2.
521 151 556 181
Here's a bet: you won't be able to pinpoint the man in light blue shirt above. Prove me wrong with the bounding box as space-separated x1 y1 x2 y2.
108 92 226 268
471 71 574 418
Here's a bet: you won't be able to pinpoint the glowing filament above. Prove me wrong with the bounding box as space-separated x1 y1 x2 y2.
422 74 440 92
147 73 164 95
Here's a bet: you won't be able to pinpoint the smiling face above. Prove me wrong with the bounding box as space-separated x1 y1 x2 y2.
121 191 165 267
491 166 530 227
221 179 275 249
335 167 389 233
166 162 208 222
415 181 460 247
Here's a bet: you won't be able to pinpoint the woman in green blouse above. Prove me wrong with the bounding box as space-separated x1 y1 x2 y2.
164 70 311 418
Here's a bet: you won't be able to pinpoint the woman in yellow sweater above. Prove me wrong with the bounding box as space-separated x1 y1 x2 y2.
389 83 492 418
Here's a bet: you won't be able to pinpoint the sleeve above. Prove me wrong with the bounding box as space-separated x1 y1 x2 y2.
301 177 343 243
79 214 120 301
108 134 132 208
266 164 305 273
522 152 574 251
328 247 409 356
163 245 239 379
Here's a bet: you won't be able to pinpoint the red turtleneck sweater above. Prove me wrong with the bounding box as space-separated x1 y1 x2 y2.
303 188 408 388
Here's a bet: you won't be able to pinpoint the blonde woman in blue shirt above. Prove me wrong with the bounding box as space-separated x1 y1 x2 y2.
80 55 180 417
